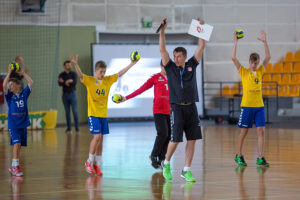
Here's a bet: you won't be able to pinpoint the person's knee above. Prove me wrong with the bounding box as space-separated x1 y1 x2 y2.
257 128 264 136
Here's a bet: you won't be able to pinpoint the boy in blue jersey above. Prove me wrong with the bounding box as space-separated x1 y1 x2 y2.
3 66 33 177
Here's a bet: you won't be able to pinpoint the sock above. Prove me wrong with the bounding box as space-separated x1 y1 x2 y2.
164 160 170 165
12 159 19 167
95 155 102 166
183 166 190 172
88 154 95 164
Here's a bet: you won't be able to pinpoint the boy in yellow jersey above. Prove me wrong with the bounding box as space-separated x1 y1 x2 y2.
232 30 271 167
70 54 139 175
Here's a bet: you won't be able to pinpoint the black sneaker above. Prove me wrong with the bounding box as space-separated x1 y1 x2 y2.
149 156 159 169
65 128 71 133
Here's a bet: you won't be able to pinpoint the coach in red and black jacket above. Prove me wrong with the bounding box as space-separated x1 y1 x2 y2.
120 64 170 169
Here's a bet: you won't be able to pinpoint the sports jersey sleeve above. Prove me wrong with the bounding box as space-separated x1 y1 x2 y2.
238 66 246 77
105 74 119 85
4 89 13 103
187 56 199 68
257 65 265 74
23 85 31 98
81 74 94 87
125 75 155 100
164 59 175 69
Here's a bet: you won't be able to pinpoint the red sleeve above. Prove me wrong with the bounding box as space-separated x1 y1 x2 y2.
126 75 155 100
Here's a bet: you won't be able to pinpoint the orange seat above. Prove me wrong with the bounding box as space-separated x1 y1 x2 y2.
293 62 300 73
273 62 283 73
291 74 300 84
295 50 300 61
281 74 292 84
231 83 241 95
278 85 290 97
265 63 273 73
285 52 295 62
283 62 293 73
222 85 231 96
262 74 271 82
272 74 281 84
263 83 277 96
290 85 300 97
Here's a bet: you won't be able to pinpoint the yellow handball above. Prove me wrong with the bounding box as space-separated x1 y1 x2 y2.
112 94 122 103
236 29 244 39
9 62 20 72
130 51 141 61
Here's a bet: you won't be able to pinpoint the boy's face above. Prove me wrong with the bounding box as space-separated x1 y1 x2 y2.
249 59 260 71
9 81 21 94
95 68 106 80
173 51 187 67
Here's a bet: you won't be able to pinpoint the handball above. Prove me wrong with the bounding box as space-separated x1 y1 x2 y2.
130 51 141 61
236 29 244 39
112 94 122 103
9 62 20 72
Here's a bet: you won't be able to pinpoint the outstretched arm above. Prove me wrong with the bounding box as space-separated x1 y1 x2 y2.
231 31 242 71
118 60 138 77
20 68 33 89
3 66 12 93
194 18 206 63
258 30 271 67
159 18 170 66
70 54 84 80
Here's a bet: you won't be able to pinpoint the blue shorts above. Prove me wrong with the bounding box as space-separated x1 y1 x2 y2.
9 128 27 146
88 117 109 134
237 107 265 128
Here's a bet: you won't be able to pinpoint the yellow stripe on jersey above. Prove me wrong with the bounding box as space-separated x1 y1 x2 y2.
239 65 265 107
81 74 119 117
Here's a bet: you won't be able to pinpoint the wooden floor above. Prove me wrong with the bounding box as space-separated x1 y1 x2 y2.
1 122 300 200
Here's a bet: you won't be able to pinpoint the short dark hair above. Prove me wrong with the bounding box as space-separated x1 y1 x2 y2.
95 61 107 70
9 78 21 85
173 47 187 57
64 60 71 66
249 53 260 62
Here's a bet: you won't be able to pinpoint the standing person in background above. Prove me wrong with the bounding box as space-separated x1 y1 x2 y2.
232 30 271 167
119 63 170 169
58 60 79 133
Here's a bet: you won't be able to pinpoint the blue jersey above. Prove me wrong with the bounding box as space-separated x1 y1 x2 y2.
5 85 31 129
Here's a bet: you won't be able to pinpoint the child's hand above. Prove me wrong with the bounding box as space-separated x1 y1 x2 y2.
233 31 238 43
118 95 126 103
257 30 267 43
70 54 78 65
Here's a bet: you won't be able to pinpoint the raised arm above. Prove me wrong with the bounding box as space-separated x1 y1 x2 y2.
3 66 12 93
231 31 242 71
258 30 271 67
70 54 84 80
20 68 33 89
118 60 138 77
194 18 206 63
159 18 170 66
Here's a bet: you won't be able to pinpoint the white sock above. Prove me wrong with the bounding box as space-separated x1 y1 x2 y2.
88 154 95 164
164 160 170 165
12 159 19 167
95 155 102 166
183 167 191 172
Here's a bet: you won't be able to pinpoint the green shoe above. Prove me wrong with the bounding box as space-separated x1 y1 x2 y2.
161 161 172 180
181 170 196 182
163 182 173 199
235 155 247 166
256 157 269 167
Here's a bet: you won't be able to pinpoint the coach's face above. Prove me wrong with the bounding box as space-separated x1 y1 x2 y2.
173 51 187 67
64 62 72 71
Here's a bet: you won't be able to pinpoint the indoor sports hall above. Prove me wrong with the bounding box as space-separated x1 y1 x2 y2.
0 0 300 199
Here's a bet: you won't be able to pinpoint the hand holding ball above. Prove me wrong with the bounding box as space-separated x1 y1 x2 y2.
130 51 141 61
112 94 122 103
9 62 20 72
236 29 244 39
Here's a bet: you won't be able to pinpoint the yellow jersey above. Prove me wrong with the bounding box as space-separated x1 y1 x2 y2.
239 65 265 107
82 74 118 117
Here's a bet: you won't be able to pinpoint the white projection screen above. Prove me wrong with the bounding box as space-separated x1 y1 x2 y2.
92 44 204 118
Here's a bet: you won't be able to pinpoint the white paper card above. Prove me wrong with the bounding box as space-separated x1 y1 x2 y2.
188 19 213 41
